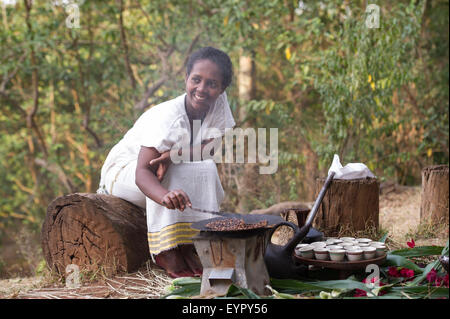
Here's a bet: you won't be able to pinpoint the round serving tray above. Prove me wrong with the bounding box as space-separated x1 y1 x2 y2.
294 254 387 270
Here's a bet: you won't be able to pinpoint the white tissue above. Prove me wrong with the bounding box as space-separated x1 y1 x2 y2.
328 154 376 180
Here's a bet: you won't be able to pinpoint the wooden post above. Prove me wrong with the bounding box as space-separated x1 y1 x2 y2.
41 193 149 277
420 165 449 224
313 178 379 236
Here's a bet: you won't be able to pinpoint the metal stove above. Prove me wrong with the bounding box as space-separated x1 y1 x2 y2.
193 229 271 296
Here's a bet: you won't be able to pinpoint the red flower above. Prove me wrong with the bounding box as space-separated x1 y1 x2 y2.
426 269 450 287
354 289 367 297
407 238 415 248
426 268 437 284
388 267 414 279
354 277 387 297
435 276 443 286
399 268 415 278
388 266 400 277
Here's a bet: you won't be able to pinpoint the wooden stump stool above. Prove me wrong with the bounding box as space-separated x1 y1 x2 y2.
420 165 449 224
41 193 149 277
313 178 379 237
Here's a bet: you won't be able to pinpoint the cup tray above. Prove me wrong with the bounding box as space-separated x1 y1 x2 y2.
294 254 387 270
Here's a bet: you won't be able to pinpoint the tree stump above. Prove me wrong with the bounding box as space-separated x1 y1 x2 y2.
420 165 449 224
313 178 379 237
41 193 149 277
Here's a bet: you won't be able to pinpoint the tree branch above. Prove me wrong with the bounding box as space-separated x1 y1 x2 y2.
0 51 27 95
34 158 75 193
133 34 201 111
24 0 48 157
118 0 137 89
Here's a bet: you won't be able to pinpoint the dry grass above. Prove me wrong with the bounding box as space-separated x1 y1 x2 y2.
379 185 448 248
379 186 422 242
0 261 172 299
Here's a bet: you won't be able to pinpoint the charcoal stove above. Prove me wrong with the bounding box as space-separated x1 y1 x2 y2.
191 172 336 295
191 215 289 296
193 230 271 296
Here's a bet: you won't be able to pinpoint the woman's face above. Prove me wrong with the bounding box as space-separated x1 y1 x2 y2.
185 59 224 117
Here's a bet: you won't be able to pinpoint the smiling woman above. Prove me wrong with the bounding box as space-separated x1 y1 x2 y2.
97 47 235 278
185 59 224 120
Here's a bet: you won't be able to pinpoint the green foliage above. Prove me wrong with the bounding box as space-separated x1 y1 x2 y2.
390 246 445 258
161 242 449 299
0 1 448 264
312 2 422 171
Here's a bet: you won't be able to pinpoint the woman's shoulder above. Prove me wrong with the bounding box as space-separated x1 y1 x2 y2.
136 93 187 127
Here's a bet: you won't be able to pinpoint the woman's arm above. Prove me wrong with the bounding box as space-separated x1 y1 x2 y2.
148 137 219 181
135 146 191 211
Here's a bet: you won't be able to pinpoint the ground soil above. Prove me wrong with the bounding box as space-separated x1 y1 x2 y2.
0 184 448 299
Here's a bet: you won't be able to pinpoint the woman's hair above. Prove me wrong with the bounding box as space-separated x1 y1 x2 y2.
186 47 233 89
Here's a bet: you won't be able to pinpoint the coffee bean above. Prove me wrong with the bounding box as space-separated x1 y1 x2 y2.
205 218 268 231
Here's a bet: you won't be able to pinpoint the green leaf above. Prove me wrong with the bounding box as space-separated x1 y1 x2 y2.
378 231 389 243
384 254 424 273
390 246 444 258
162 283 201 298
408 261 439 286
271 278 371 294
171 277 201 286
390 286 450 299
235 286 262 299
265 285 296 299
441 240 449 256
408 241 450 286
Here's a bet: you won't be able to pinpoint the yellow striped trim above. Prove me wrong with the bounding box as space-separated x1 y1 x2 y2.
148 230 198 245
148 232 198 246
147 225 196 239
147 222 200 255
150 239 196 255
148 222 192 233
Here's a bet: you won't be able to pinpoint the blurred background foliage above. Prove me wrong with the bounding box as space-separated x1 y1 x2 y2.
0 0 448 276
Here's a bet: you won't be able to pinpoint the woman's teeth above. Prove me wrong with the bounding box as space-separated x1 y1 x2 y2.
195 93 206 101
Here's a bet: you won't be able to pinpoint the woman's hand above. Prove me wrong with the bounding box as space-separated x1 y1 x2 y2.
149 150 172 182
160 189 192 211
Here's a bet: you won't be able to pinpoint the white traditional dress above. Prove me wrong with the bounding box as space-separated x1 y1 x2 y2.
97 92 235 258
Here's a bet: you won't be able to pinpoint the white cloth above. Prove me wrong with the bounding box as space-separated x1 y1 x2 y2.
98 91 235 194
147 159 224 245
146 159 223 232
146 159 225 255
328 154 376 179
100 159 146 208
96 91 235 255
